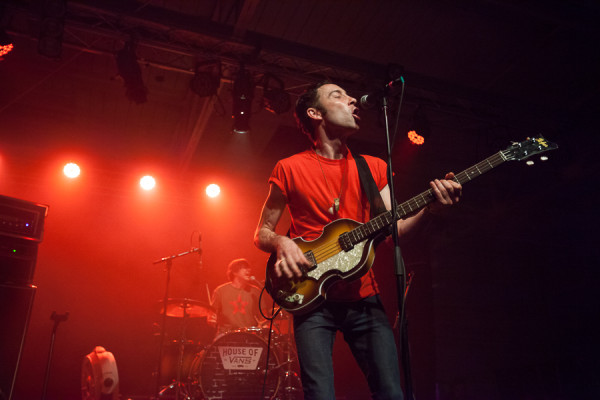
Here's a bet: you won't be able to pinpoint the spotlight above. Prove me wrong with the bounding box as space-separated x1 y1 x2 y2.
63 162 80 178
139 175 156 191
232 66 254 134
407 106 430 145
116 41 147 104
190 61 221 97
0 28 14 57
206 183 220 198
407 130 424 146
262 73 291 114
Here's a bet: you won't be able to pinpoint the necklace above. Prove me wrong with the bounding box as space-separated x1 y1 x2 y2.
314 149 348 214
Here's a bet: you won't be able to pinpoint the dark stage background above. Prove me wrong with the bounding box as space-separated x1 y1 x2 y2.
1 1 599 399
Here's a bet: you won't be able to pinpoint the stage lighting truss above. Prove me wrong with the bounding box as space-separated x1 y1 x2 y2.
190 61 221 97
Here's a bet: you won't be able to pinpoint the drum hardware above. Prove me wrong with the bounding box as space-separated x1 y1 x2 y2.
188 330 281 400
253 309 302 400
270 312 302 400
155 299 214 400
152 248 202 400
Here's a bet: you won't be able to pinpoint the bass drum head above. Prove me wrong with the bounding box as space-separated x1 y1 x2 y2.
189 330 280 400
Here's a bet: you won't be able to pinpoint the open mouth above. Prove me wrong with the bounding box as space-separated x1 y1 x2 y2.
352 108 361 121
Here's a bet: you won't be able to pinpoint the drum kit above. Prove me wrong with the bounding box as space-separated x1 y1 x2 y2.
155 298 301 400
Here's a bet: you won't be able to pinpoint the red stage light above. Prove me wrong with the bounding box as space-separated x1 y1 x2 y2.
206 184 220 198
63 162 81 178
0 29 14 57
140 175 156 191
407 130 425 145
0 43 13 57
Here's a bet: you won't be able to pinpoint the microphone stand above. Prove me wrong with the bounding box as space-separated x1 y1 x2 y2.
152 247 200 400
41 312 69 400
379 86 414 400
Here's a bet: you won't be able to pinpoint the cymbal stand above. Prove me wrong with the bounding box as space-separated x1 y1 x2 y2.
158 304 192 400
153 247 200 400
276 316 302 400
155 258 172 399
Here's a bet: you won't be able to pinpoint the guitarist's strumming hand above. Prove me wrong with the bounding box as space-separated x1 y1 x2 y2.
273 235 311 279
427 172 462 214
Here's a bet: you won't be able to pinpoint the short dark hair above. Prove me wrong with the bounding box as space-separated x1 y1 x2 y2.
227 258 250 281
294 80 331 141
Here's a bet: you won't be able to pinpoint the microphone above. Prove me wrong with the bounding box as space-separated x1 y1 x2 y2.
249 276 264 285
359 76 404 109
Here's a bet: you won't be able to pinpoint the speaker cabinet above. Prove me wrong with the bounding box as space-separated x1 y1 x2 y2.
0 284 36 400
0 237 38 285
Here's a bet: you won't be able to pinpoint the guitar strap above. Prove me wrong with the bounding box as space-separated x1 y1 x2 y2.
353 152 387 218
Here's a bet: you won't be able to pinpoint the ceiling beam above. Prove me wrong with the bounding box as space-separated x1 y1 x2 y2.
3 0 565 133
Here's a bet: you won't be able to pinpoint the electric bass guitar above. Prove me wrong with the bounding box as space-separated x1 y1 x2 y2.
265 135 558 315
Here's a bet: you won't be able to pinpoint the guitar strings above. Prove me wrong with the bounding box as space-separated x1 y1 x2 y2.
307 151 511 266
311 240 342 263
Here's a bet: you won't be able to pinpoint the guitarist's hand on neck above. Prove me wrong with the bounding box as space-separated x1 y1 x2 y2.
427 172 462 214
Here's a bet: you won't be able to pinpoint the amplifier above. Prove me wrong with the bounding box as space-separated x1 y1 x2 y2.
0 195 48 284
0 195 48 242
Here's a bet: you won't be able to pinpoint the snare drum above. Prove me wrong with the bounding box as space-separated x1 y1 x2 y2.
189 330 280 400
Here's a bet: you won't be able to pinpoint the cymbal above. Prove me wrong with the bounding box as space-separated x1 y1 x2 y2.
159 298 214 318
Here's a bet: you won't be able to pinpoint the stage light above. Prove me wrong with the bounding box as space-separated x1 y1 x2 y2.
190 61 221 97
262 73 291 114
82 346 119 400
116 41 147 104
0 28 14 57
407 130 424 146
206 184 220 198
407 106 430 145
63 162 81 178
232 66 254 134
140 175 156 191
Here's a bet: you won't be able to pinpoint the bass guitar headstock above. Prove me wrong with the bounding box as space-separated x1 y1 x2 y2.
502 135 558 162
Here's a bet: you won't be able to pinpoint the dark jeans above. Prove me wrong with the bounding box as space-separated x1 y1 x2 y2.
293 295 404 400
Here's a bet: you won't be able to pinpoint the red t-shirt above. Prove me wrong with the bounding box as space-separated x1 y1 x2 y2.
269 149 388 301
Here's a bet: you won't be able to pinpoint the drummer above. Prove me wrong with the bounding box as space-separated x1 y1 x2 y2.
209 258 264 334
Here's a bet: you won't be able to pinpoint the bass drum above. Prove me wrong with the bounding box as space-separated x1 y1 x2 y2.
189 330 280 400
